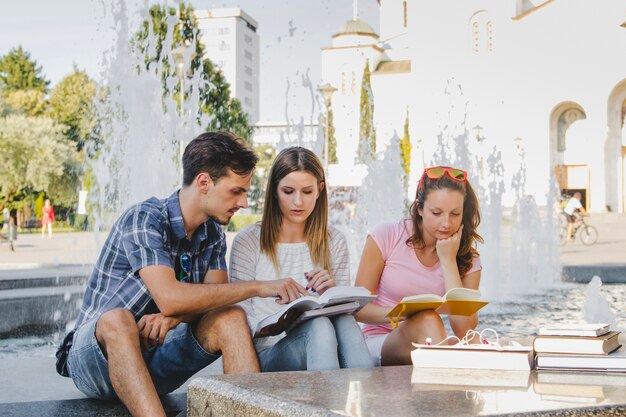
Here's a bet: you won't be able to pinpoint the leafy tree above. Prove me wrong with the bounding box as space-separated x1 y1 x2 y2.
322 107 338 164
135 3 252 140
46 68 97 151
400 109 411 177
0 46 49 94
248 144 277 213
5 89 46 116
0 115 75 208
358 60 375 162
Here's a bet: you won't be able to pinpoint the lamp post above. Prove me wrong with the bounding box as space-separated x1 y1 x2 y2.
317 83 337 171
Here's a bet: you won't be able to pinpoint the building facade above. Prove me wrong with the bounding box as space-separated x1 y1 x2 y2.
195 8 260 123
321 0 626 211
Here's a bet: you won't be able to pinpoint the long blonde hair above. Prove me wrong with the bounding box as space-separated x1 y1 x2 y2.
260 147 331 273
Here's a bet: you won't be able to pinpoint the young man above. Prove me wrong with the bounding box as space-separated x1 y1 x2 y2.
564 191 587 241
56 132 308 417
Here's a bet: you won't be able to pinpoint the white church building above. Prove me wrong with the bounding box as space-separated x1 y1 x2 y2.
321 0 626 212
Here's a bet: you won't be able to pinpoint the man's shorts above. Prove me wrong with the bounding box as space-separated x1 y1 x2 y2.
566 213 576 223
67 316 220 400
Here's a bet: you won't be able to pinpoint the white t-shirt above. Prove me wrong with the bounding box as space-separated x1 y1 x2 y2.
564 197 583 215
228 223 350 350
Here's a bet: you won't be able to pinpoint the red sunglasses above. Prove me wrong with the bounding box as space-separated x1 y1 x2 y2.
417 166 467 191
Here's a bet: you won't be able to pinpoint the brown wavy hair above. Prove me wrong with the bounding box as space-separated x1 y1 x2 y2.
260 147 331 273
406 169 483 278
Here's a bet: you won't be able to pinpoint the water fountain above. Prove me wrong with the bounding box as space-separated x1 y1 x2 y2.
1 1 624 360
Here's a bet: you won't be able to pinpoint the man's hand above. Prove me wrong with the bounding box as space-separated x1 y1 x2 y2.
256 278 308 305
305 269 335 295
436 224 463 262
137 313 182 351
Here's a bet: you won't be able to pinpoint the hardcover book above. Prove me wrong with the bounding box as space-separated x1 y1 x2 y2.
538 323 612 337
533 331 621 355
387 287 488 328
536 345 626 372
253 286 376 338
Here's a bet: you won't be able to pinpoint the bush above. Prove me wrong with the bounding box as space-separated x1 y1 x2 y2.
227 214 261 232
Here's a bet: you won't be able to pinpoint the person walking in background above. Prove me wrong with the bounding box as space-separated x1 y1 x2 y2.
229 147 373 372
564 191 587 241
41 199 54 239
355 166 483 366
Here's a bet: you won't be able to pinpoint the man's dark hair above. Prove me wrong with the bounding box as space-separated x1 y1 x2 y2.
182 132 258 186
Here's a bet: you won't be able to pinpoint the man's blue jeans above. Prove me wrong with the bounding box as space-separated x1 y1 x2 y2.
257 314 373 372
67 317 220 400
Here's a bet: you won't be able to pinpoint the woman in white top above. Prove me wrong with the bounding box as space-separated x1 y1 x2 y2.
229 147 373 371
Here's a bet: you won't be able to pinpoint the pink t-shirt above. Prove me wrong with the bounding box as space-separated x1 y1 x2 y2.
362 220 482 337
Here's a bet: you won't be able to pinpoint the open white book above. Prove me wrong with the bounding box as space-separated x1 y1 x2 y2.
253 286 376 338
387 287 488 328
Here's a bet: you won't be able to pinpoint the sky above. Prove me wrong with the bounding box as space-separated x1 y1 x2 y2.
0 0 379 121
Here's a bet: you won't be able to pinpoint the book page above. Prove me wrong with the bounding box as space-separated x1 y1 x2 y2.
400 294 443 303
443 287 482 300
318 286 373 302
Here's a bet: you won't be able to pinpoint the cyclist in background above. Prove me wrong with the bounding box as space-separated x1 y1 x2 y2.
564 192 587 241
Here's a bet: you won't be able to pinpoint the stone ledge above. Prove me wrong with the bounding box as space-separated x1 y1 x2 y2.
562 265 626 283
187 367 626 417
188 378 339 417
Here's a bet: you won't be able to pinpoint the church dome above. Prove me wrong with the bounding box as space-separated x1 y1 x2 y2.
333 19 379 38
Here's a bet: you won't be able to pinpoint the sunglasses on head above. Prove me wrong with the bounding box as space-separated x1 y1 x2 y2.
417 166 467 191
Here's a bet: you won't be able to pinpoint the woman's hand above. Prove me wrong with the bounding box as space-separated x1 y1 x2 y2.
436 224 463 262
305 269 335 295
137 313 182 351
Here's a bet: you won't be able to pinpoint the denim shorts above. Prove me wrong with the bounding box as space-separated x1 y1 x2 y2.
67 317 220 400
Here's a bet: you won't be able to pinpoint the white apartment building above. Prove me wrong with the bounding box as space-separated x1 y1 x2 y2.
195 8 260 123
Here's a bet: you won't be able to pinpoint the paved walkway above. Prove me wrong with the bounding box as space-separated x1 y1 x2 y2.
2 213 625 271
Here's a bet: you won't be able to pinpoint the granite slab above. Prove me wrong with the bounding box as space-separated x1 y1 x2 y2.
188 366 626 417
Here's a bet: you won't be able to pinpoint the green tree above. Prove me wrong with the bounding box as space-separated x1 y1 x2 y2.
249 144 277 214
358 61 375 162
5 89 46 116
136 3 252 140
400 109 411 177
46 68 97 151
322 107 338 164
0 115 75 208
0 46 49 95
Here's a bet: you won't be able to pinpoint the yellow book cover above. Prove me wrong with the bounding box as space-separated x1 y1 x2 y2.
386 287 488 328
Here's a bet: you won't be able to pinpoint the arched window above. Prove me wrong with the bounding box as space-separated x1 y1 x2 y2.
557 108 586 152
469 11 493 53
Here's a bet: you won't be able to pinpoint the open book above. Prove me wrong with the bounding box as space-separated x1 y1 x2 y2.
386 287 488 328
253 286 376 338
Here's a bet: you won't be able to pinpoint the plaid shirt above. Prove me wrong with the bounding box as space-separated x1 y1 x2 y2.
56 190 226 377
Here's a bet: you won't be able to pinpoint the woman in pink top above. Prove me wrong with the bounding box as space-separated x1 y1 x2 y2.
355 166 483 365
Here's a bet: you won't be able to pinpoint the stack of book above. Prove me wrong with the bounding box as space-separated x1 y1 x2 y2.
534 323 625 372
